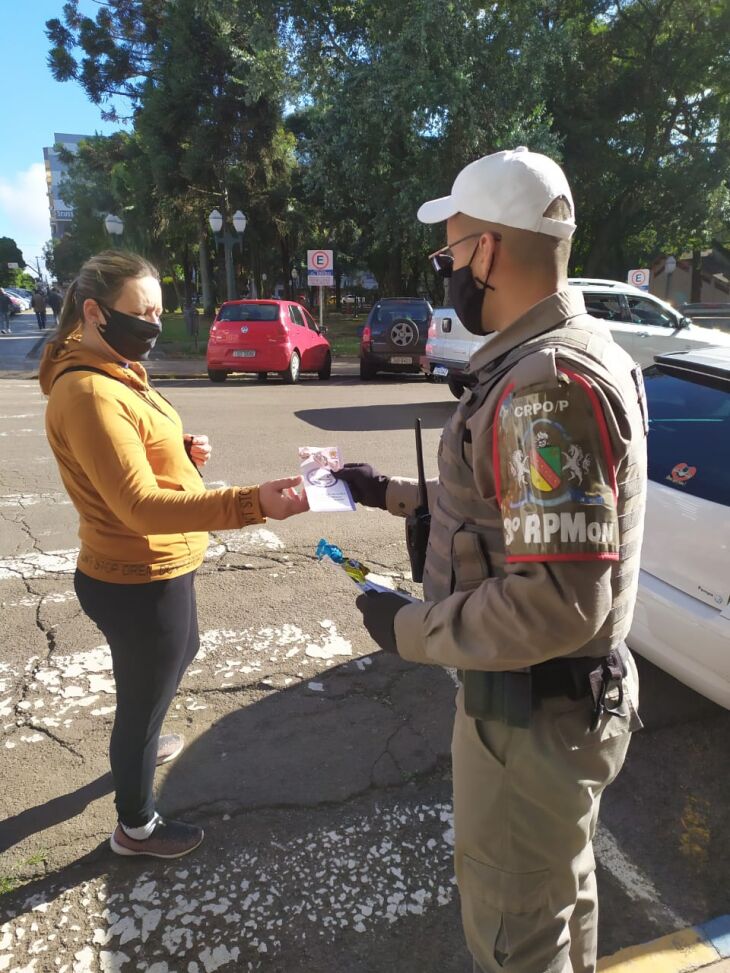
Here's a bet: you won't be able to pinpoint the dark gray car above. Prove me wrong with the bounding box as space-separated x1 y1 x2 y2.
359 298 433 380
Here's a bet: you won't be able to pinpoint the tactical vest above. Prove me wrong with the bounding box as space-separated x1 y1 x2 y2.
423 314 648 661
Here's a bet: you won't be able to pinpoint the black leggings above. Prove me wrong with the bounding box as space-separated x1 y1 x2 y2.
74 569 200 827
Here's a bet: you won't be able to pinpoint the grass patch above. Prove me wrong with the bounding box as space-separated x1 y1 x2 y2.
0 850 48 896
157 309 365 359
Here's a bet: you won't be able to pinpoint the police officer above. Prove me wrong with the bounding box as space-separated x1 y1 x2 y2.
337 148 648 973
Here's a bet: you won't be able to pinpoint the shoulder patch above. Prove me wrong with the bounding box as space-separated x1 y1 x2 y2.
493 370 619 563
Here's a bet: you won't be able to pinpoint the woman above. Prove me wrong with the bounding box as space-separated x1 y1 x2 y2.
40 251 307 859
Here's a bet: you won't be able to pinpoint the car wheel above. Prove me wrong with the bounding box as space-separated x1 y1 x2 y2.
318 353 332 381
448 377 466 399
359 359 377 380
208 369 227 383
281 351 300 384
256 372 268 381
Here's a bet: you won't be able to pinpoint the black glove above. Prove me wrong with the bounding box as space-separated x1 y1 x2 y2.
355 590 411 653
335 463 390 509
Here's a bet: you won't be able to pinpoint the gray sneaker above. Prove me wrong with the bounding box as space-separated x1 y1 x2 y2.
156 733 185 766
110 818 204 859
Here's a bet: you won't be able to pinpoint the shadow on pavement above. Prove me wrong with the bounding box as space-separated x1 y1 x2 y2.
0 774 114 855
296 399 455 432
0 652 464 971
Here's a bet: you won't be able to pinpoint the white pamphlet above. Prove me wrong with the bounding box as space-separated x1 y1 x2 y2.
298 446 355 513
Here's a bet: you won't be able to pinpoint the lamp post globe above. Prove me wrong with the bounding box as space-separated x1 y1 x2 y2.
208 209 223 234
232 210 247 235
104 213 124 236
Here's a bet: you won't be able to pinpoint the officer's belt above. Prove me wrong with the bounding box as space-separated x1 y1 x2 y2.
458 645 628 728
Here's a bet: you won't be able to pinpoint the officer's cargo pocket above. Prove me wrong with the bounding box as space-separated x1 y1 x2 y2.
452 527 491 591
460 854 552 969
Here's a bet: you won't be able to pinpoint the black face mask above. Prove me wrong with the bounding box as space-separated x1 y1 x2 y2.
98 304 161 361
450 242 497 336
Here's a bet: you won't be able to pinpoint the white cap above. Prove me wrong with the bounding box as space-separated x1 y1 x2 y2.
417 146 576 240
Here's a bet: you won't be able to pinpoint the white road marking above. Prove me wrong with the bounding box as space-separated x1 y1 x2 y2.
0 801 457 971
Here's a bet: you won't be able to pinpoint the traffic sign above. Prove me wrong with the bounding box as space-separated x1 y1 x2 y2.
628 269 651 291
307 249 333 272
308 270 334 287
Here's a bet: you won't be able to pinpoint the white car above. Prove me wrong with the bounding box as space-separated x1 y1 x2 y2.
628 347 730 709
422 279 730 395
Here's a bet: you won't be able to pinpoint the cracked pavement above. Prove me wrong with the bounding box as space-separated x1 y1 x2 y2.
1 371 728 973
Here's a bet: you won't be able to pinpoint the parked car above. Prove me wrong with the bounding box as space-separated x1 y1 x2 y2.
359 298 433 380
570 279 730 365
679 302 730 335
206 299 332 384
421 280 730 397
2 290 25 314
4 288 31 311
628 346 730 709
421 306 487 397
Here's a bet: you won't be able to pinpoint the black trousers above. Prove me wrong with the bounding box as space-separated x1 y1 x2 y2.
74 568 200 827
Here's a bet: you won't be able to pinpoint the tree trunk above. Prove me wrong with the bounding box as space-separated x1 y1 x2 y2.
198 227 214 319
690 248 703 303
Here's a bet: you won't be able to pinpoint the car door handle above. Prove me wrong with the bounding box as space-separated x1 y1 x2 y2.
635 331 650 337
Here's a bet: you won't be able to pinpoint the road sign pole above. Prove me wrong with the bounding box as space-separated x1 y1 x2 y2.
319 286 324 331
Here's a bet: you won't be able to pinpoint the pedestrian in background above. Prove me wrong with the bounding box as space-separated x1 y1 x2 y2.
40 250 308 860
0 289 12 334
338 148 648 973
31 288 47 329
48 286 63 325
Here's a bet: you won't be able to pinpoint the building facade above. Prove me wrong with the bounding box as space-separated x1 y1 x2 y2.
43 133 90 240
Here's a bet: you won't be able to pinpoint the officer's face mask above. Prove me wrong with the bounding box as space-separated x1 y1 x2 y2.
97 303 162 361
451 238 500 336
430 233 500 336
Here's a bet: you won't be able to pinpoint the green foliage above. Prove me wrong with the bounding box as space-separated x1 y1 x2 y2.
0 238 25 287
45 0 730 292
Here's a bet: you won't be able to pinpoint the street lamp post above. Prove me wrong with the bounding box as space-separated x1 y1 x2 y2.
209 208 247 301
290 266 299 300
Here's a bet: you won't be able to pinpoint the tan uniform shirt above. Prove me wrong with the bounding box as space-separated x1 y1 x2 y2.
387 289 647 672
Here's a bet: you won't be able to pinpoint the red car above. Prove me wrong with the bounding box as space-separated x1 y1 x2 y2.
206 300 332 383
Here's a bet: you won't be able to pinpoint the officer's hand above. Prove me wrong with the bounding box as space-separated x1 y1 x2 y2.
260 477 309 519
355 590 411 654
335 463 390 509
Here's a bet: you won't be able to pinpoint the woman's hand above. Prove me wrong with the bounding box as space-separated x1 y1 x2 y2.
185 434 212 467
260 477 309 519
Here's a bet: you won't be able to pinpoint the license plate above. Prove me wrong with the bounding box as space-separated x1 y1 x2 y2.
433 366 449 377
233 350 256 358
391 356 413 365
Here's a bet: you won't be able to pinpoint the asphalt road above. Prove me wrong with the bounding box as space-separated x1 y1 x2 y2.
0 365 727 972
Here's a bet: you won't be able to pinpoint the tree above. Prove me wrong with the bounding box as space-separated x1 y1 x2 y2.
541 0 730 275
288 0 559 294
0 238 26 287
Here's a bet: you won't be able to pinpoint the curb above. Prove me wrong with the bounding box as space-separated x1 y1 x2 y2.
598 915 730 972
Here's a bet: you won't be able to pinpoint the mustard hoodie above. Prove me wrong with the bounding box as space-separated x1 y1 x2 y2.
40 332 264 583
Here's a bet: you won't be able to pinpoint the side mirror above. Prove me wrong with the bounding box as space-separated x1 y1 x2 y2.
681 316 693 329
320 325 328 335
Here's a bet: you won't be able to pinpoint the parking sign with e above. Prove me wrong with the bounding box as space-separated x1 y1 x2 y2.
628 269 651 291
308 249 333 272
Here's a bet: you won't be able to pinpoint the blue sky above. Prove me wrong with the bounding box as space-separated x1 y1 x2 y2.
0 1 127 272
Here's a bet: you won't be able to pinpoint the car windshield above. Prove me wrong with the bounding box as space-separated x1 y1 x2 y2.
644 366 730 506
218 304 279 322
372 303 429 326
